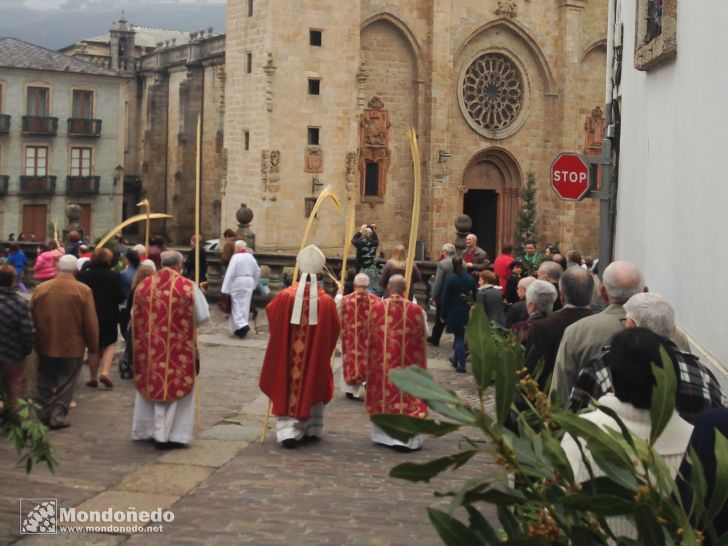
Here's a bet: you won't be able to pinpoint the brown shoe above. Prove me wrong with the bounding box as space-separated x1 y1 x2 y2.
99 375 114 389
86 380 98 388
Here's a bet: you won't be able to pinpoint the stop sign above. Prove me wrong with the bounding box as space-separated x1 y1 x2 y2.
551 153 590 201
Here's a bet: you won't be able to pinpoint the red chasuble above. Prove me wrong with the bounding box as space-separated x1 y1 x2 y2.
259 283 340 420
366 294 428 418
340 290 380 387
132 268 197 402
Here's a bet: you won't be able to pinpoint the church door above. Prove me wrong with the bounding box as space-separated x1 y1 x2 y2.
463 190 498 260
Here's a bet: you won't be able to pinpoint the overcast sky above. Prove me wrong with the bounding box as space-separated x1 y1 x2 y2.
0 0 226 49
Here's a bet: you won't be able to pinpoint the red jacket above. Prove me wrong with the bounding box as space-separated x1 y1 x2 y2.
493 253 514 295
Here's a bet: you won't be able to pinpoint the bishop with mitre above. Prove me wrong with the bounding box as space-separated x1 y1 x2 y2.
131 250 210 449
367 274 429 450
259 245 341 448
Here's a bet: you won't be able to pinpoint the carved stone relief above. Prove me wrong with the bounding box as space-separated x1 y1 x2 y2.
304 146 323 173
359 97 391 201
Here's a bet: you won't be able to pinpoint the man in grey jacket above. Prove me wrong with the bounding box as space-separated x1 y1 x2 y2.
551 260 645 404
428 243 455 346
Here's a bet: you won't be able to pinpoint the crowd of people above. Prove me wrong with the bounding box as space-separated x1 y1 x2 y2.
2 230 728 534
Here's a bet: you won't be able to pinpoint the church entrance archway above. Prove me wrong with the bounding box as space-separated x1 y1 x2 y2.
461 148 522 259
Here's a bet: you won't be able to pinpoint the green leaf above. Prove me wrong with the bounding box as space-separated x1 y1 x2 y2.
449 477 491 514
649 348 678 445
631 503 665 546
706 431 728 523
389 450 478 483
466 305 497 389
569 526 608 546
541 430 575 483
466 505 501 545
593 402 637 451
497 505 523 539
370 414 461 443
580 476 637 499
427 507 485 546
561 494 634 516
427 399 478 425
388 366 464 405
495 340 518 427
553 413 633 468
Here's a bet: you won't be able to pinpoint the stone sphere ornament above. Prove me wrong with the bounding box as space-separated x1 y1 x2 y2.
236 203 254 227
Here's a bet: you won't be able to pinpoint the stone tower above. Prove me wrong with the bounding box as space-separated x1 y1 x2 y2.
224 0 608 258
109 13 136 74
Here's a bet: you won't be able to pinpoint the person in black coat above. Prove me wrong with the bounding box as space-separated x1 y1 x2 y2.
440 256 477 373
77 247 124 388
183 235 207 283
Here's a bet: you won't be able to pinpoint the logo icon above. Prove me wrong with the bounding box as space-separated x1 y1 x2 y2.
19 499 57 534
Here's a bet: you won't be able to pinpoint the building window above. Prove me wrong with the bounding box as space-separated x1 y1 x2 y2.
308 79 321 95
244 130 250 150
72 90 94 119
25 146 48 176
634 0 677 71
364 162 380 197
309 29 322 47
71 147 92 176
248 0 253 16
246 53 253 74
307 127 320 146
304 197 317 218
27 87 49 116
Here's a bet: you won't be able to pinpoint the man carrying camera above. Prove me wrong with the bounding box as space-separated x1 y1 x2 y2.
352 224 380 289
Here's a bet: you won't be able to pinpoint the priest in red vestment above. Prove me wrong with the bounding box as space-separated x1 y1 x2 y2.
366 274 429 450
259 245 340 448
131 250 209 449
337 272 380 400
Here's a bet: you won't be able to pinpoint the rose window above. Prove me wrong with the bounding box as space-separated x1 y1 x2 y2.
462 53 524 132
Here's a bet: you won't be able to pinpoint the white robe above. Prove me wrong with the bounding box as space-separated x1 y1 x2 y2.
221 252 261 332
132 284 209 444
276 403 325 443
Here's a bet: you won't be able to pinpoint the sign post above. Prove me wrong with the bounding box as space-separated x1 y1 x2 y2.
550 153 591 201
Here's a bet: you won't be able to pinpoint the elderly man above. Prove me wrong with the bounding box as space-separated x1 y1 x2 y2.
551 260 645 404
221 240 260 338
461 233 489 275
505 276 536 328
132 250 209 449
511 279 557 342
537 260 564 312
524 267 594 389
30 255 98 429
0 265 35 410
569 293 725 422
367 275 428 450
338 273 380 400
428 243 455 346
259 245 340 448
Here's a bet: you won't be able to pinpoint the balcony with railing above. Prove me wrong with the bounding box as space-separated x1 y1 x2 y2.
19 175 56 196
0 175 8 196
67 118 102 137
21 116 58 136
66 175 100 196
0 114 10 135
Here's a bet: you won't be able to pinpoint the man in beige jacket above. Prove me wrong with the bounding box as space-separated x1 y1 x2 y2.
30 255 98 429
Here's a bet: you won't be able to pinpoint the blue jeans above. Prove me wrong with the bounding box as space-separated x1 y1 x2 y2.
453 332 466 370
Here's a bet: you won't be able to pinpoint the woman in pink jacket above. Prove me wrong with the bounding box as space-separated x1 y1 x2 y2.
34 241 65 283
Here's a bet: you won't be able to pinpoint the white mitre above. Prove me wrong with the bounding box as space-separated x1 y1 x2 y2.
291 244 326 325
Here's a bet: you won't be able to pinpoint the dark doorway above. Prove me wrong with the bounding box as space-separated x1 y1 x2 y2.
463 190 498 260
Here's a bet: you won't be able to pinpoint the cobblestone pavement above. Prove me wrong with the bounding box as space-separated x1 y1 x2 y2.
1 306 501 545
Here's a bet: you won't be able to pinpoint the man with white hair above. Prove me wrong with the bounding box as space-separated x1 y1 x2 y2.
551 260 646 404
259 245 340 448
367 274 428 450
221 239 260 338
428 242 456 346
460 233 489 275
30 255 98 429
131 250 209 448
511 279 557 342
537 260 564 312
569 292 725 422
338 272 380 400
505 276 536 328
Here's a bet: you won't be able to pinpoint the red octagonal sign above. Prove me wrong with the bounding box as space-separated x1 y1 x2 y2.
551 153 590 201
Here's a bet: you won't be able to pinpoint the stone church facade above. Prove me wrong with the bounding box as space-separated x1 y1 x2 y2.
224 0 608 259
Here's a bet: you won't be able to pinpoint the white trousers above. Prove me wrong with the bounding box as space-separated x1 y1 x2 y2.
371 423 423 451
229 277 256 332
132 390 195 445
276 403 324 443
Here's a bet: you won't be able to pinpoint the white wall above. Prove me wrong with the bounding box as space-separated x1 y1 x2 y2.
616 2 728 371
